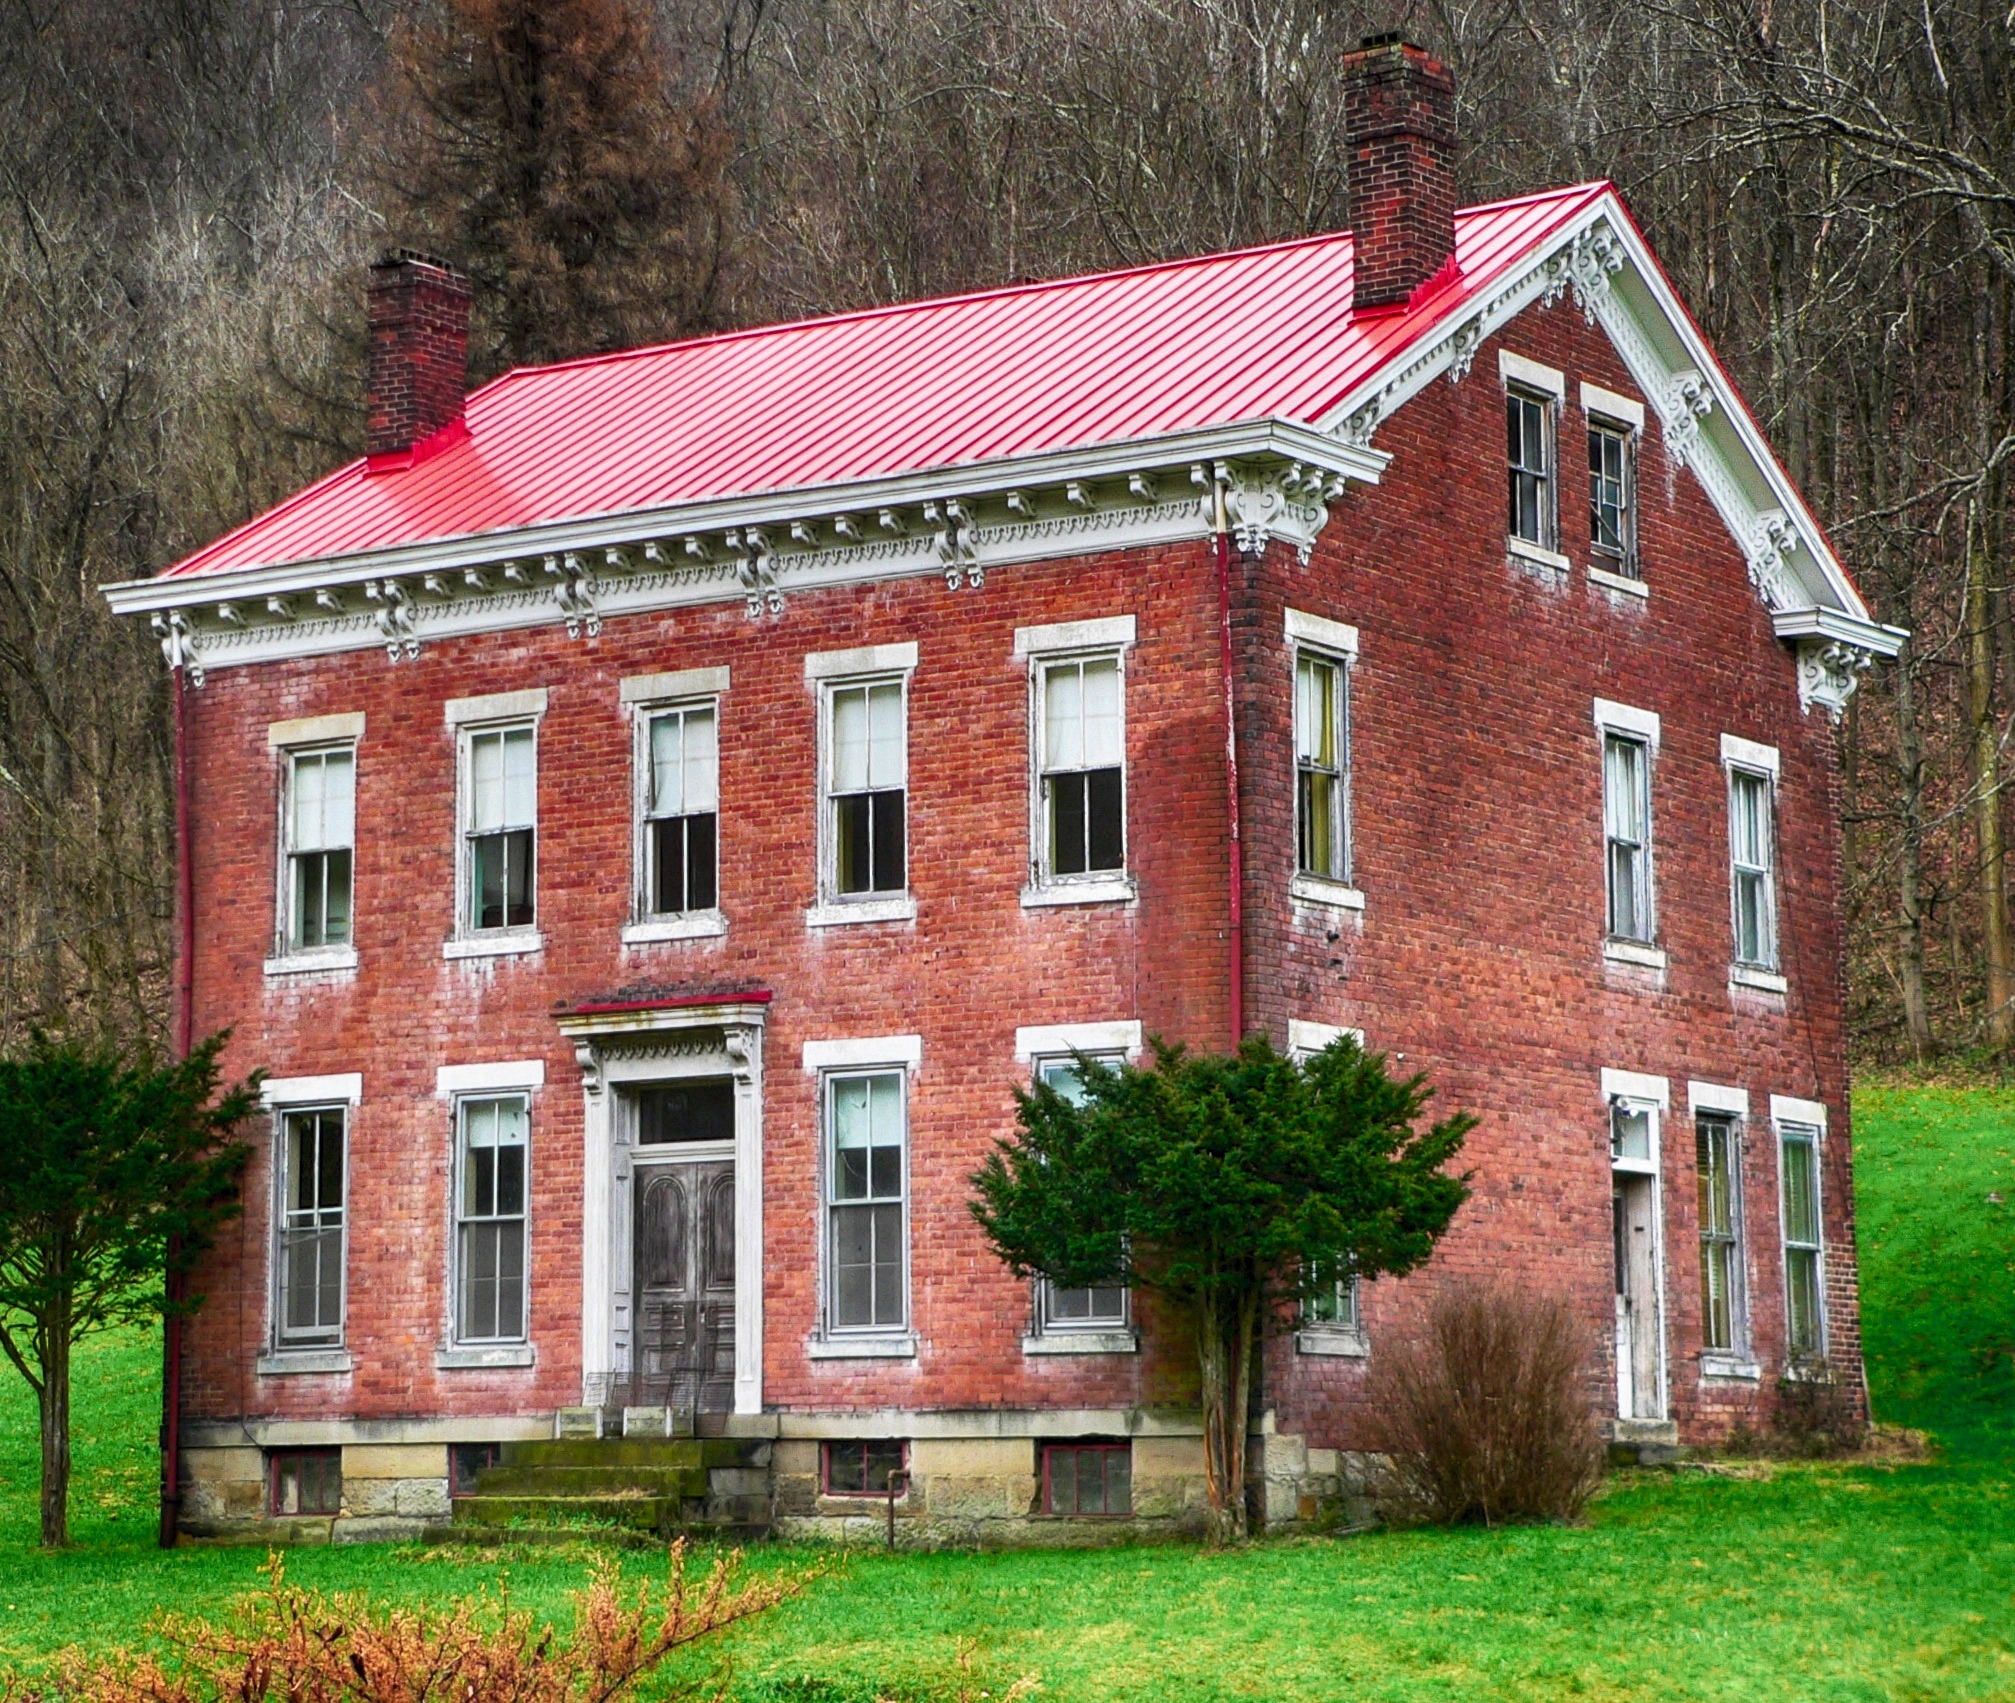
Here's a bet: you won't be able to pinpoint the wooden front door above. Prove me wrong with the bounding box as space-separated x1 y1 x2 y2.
633 1160 736 1413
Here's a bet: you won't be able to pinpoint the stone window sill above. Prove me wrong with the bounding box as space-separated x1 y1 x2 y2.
805 896 916 928
1731 964 1789 995
1021 1330 1139 1356
1588 562 1648 598
1289 874 1365 911
1701 1355 1762 1382
443 931 545 962
435 1344 535 1370
1604 938 1668 971
264 946 358 978
1021 876 1137 909
257 1349 352 1376
806 1334 916 1360
622 911 728 945
1296 1328 1369 1359
1507 537 1570 573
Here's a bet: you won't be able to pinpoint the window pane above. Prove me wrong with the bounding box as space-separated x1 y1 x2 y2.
1085 768 1124 870
1608 841 1642 939
867 683 904 789
1732 772 1768 867
685 813 717 910
870 789 905 891
1296 656 1336 767
1786 1248 1821 1353
1782 1132 1820 1245
1039 1058 1089 1104
500 727 535 825
470 731 504 831
1044 663 1083 773
1604 738 1645 841
832 688 869 793
1696 1122 1732 1236
1736 870 1766 963
1299 771 1336 878
1080 659 1122 768
1050 771 1087 876
1611 1104 1652 1162
322 849 353 943
835 792 870 892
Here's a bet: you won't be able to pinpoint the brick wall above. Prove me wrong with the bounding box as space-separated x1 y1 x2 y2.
177 288 1858 1455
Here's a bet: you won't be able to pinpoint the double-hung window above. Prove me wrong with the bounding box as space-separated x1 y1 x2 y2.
1604 733 1652 942
1039 656 1126 881
284 747 355 953
1287 610 1358 895
1507 389 1554 548
826 1070 908 1333
829 681 906 899
465 725 536 933
1778 1115 1825 1359
1696 1113 1747 1356
1720 735 1781 974
276 1106 346 1349
644 702 719 916
1032 1055 1129 1334
1588 423 1636 575
455 1095 529 1344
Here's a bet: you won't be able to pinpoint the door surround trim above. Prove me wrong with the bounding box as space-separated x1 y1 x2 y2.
558 996 768 1416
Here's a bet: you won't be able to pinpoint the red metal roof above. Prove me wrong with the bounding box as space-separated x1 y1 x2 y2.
164 183 1611 580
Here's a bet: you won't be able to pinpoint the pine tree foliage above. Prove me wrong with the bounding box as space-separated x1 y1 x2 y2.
970 1035 1473 1542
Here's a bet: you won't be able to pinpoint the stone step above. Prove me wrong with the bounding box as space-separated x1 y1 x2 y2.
499 1438 747 1471
472 1465 711 1499
451 1493 694 1533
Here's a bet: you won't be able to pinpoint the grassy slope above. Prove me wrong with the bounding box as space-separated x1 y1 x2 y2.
0 1086 2008 1699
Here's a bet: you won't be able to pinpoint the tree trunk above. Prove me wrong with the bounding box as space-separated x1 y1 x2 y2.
1193 1291 1253 1546
39 1306 70 1548
1894 635 1934 1058
1965 499 2015 1051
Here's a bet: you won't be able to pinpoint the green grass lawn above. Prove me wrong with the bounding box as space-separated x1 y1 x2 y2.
1 1084 2012 1699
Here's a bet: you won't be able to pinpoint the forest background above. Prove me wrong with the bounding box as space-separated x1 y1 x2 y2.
1 0 2009 1063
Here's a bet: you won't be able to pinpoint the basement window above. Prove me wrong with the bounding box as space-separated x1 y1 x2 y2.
823 1439 906 1496
1042 1442 1131 1516
449 1442 502 1498
269 1448 341 1516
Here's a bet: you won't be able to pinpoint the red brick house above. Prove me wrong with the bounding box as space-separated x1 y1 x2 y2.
109 40 1901 1541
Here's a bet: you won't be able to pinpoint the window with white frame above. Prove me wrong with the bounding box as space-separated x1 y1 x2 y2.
283 746 355 952
1604 732 1653 942
463 724 536 932
1037 655 1125 882
641 701 719 917
455 1095 528 1344
1696 1112 1747 1356
275 1106 346 1348
1729 766 1777 969
1294 649 1349 883
1588 422 1636 575
826 1071 908 1332
1507 388 1555 547
1032 1055 1128 1331
1779 1120 1824 1358
1610 1097 1655 1164
826 680 906 899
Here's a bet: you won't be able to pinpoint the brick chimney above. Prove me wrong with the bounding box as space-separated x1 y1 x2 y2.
366 250 472 465
1342 35 1457 313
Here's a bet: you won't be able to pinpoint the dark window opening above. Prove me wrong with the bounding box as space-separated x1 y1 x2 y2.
1507 391 1552 546
1589 424 1634 571
449 1442 502 1498
836 789 905 894
651 812 718 914
636 1079 737 1145
823 1439 906 1496
269 1448 341 1516
1049 768 1125 875
472 827 535 930
1043 1442 1131 1516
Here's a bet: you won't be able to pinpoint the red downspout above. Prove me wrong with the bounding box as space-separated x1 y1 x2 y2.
161 661 193 1548
1213 480 1244 1048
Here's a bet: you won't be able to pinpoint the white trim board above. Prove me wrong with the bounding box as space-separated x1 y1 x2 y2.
445 687 547 726
268 712 363 750
621 665 728 703
1689 1081 1751 1118
1014 615 1136 656
261 1072 363 1107
1594 698 1661 745
1014 1020 1143 1061
802 1034 923 1071
1721 733 1781 776
1602 1067 1670 1109
804 642 918 681
1770 1094 1828 1130
437 1059 547 1096
1284 608 1360 657
1499 349 1566 399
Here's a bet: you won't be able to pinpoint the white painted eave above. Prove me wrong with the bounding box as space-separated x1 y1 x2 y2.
102 416 1386 616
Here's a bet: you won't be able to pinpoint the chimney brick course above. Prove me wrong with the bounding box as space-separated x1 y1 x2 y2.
366 250 472 461
1343 36 1458 312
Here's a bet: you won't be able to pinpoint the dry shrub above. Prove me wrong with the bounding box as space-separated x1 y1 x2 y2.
1363 1281 1605 1527
1770 1360 1868 1458
10 1540 803 1703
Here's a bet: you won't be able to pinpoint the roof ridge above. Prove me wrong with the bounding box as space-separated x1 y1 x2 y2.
469 180 1612 403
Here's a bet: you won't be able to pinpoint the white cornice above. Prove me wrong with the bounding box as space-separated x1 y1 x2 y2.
106 419 1384 683
1318 190 1906 714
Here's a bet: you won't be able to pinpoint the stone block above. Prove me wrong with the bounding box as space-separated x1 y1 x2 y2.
1130 1435 1206 1478
554 1407 605 1440
908 1438 1033 1479
185 1447 264 1484
344 1444 448 1480
341 1477 401 1517
622 1405 694 1439
396 1477 452 1519
334 1516 426 1544
771 1440 821 1475
923 1475 1036 1520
